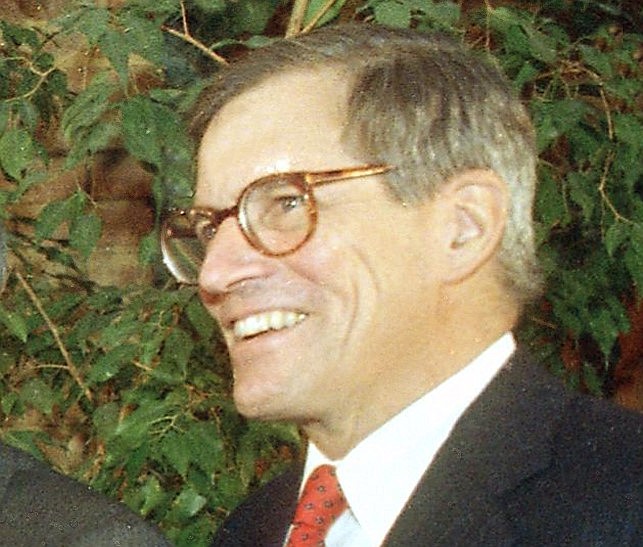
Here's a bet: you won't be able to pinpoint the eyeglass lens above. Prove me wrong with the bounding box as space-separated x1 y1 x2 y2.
241 177 313 254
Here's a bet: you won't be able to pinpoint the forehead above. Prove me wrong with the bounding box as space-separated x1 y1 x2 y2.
195 68 357 204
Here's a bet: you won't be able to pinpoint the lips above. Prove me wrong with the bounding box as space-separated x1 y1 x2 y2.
232 310 307 340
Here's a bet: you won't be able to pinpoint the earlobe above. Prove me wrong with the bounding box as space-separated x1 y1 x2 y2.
442 169 508 283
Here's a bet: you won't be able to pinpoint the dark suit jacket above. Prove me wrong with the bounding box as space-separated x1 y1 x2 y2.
211 351 643 546
0 442 170 547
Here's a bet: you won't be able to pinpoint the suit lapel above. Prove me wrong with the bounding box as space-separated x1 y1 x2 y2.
211 463 302 546
384 351 570 546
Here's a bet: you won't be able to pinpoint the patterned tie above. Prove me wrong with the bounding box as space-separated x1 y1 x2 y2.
287 465 347 546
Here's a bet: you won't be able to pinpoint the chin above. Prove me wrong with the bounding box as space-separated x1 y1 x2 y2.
234 386 283 421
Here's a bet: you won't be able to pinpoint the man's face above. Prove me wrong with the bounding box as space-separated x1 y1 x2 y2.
195 70 448 431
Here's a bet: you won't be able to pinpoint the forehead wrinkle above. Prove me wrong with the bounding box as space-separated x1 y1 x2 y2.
196 68 351 208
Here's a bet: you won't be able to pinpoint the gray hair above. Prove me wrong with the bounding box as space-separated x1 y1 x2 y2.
191 24 543 304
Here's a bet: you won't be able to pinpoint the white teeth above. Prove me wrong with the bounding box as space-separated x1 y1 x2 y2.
233 311 306 340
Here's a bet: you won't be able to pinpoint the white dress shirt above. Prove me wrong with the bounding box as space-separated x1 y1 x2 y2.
295 333 516 547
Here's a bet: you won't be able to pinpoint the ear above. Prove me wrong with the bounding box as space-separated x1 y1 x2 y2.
438 169 509 284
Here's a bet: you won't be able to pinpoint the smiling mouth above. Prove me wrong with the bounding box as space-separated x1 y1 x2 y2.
233 310 307 340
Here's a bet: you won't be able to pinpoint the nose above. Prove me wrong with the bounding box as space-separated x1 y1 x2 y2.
198 217 273 295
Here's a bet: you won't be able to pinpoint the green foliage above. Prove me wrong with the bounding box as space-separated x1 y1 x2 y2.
0 0 640 544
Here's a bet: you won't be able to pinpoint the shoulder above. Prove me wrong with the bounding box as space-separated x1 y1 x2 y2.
553 385 642 490
506 349 642 480
0 441 170 547
500 353 643 543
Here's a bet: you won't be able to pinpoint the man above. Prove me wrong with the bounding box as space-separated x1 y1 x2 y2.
161 24 642 546
0 224 170 546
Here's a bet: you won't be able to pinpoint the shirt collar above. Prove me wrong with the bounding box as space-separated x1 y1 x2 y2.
304 333 516 545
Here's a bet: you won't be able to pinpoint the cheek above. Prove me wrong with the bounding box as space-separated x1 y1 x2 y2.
298 238 386 364
286 229 381 305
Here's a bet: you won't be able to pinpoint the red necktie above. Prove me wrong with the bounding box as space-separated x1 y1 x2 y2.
287 465 347 546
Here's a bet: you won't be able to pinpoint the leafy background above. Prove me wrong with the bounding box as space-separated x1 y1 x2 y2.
0 0 640 545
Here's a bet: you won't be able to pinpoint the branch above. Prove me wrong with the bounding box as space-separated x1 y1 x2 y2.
162 1 228 66
301 0 338 34
15 271 93 402
179 0 189 35
3 56 56 103
483 0 493 50
287 0 310 38
162 26 228 66
598 151 632 224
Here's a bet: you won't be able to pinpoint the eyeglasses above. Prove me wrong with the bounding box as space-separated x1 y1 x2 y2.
161 164 393 284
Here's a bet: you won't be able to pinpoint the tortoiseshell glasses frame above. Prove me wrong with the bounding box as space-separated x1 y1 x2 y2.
161 164 393 284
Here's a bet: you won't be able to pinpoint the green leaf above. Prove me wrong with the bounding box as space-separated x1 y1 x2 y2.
613 114 643 151
71 6 111 44
20 378 56 415
121 97 164 165
14 100 39 133
512 61 539 91
47 69 69 98
372 1 412 28
185 421 224 476
0 20 40 48
169 517 214 547
113 398 171 451
99 310 140 350
35 191 86 240
70 213 102 260
131 475 167 517
604 221 629 257
535 169 569 228
567 172 595 223
416 0 460 30
153 328 193 384
624 225 643 291
159 430 191 476
581 362 604 397
93 401 120 441
578 44 613 78
0 104 10 134
98 29 131 83
228 0 277 35
588 307 620 356
64 121 117 168
139 231 160 266
1 392 18 416
193 0 226 11
62 73 118 159
532 99 588 152
0 128 35 180
88 344 138 385
119 11 167 67
213 472 246 511
1 430 46 460
186 297 215 340
168 486 207 521
0 304 29 342
139 328 167 367
304 0 347 28
521 22 557 64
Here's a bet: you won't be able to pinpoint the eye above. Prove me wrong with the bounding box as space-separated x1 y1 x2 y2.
275 194 306 213
193 217 216 242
